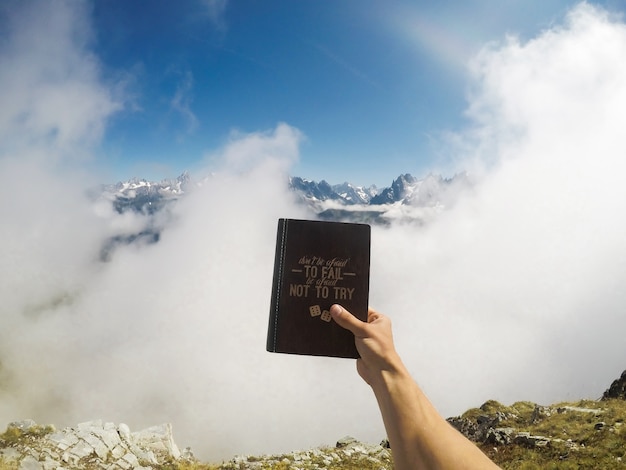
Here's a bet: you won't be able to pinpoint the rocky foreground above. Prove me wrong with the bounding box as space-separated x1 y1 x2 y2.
0 421 391 470
0 419 192 470
2 371 625 470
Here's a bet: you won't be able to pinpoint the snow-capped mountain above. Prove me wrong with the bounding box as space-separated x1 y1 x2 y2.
97 171 471 221
99 172 194 214
94 171 471 259
288 177 378 205
288 172 471 225
288 173 470 208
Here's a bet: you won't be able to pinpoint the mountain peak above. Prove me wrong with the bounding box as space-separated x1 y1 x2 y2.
102 171 472 224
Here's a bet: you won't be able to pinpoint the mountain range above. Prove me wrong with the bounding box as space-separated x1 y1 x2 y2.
99 171 472 224
95 171 471 260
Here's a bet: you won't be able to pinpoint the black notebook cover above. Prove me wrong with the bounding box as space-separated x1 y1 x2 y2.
267 218 371 358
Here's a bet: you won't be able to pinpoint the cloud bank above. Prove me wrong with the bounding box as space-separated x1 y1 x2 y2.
0 1 121 161
2 0 626 462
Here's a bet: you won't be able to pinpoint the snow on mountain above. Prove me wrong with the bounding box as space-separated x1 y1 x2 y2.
369 173 418 205
94 171 472 258
98 171 469 216
288 173 472 225
99 172 194 214
288 177 379 206
405 173 472 209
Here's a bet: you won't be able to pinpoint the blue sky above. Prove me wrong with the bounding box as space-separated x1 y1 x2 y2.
17 0 626 186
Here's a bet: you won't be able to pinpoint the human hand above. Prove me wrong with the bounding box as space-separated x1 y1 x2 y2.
332 305 502 470
330 304 406 386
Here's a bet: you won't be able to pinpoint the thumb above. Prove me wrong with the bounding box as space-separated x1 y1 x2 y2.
330 304 367 337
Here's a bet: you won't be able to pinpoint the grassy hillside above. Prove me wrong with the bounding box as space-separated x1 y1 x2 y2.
469 398 626 469
1 398 625 469
180 398 626 469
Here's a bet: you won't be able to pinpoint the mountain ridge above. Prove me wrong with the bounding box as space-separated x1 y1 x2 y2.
93 171 472 258
2 370 625 469
98 171 472 223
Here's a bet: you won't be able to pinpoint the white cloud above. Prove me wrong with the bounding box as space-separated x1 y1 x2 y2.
170 70 199 136
0 1 122 161
378 1 626 411
209 122 304 174
200 0 229 31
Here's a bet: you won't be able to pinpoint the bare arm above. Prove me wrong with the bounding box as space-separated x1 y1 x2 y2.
330 304 500 470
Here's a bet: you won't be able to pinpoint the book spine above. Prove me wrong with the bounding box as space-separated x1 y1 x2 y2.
266 218 288 352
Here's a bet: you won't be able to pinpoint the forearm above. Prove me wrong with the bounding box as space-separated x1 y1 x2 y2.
370 365 500 470
329 305 499 468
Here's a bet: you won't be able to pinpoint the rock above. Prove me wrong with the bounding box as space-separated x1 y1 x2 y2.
602 370 626 400
8 420 38 433
447 402 576 451
336 436 358 448
181 446 195 460
485 427 515 446
118 423 131 441
221 437 392 469
513 432 552 448
131 423 181 459
0 420 188 470
530 405 553 423
557 406 602 414
18 455 42 470
447 411 506 444
1 447 21 460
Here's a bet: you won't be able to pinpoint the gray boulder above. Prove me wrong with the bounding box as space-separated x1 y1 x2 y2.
0 419 187 470
602 369 626 400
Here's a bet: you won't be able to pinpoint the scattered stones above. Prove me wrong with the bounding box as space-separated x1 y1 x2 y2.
2 423 393 470
7 420 38 433
448 401 613 452
219 437 392 470
447 408 512 444
530 405 553 423
0 420 187 470
484 427 515 446
513 432 552 448
557 405 603 415
335 435 358 448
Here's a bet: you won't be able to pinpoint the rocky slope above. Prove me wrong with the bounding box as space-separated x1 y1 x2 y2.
0 420 190 470
97 172 471 223
2 371 625 469
0 423 390 470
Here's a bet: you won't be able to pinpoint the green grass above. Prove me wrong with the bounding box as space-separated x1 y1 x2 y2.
470 398 626 469
0 424 391 470
204 446 393 470
2 399 625 469
165 398 626 469
0 425 54 470
0 424 54 447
